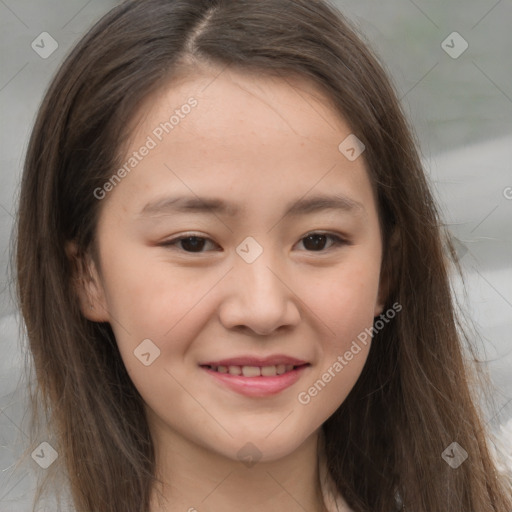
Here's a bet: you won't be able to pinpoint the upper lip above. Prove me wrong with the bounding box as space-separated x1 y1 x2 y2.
199 355 309 367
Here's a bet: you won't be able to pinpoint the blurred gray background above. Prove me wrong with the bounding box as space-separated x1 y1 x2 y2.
1 0 511 509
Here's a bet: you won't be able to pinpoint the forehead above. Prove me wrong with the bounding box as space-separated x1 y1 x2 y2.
134 67 347 144
107 67 376 218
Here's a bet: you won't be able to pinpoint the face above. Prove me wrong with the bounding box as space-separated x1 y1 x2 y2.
77 67 385 463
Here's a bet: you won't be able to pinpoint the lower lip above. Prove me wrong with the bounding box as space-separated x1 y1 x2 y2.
200 365 310 397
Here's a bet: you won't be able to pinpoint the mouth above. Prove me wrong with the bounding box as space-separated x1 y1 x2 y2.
200 363 309 377
199 362 311 397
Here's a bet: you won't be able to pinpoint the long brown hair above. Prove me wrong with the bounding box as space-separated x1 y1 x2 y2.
15 0 512 511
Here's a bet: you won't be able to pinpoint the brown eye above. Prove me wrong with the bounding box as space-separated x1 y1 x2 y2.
160 232 347 254
177 236 207 252
298 233 347 252
161 235 218 253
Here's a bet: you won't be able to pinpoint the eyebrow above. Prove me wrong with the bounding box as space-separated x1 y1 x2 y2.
138 193 365 218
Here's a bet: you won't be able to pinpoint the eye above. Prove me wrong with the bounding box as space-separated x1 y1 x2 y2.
296 232 348 252
159 231 348 254
160 233 219 253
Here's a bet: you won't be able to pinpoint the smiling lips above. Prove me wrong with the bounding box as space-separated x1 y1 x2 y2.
199 355 311 397
204 363 299 377
200 354 309 377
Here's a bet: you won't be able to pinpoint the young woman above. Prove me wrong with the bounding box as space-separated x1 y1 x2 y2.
15 0 512 511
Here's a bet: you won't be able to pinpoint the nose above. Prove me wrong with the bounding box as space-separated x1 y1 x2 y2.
218 250 301 336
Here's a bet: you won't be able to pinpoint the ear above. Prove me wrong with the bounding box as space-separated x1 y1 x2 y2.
374 226 400 317
65 241 109 322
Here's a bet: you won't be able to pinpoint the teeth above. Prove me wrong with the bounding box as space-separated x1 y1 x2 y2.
228 366 242 375
208 364 297 376
242 366 261 377
261 365 277 376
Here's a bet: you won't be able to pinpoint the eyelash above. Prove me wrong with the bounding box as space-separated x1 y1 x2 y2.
159 231 349 254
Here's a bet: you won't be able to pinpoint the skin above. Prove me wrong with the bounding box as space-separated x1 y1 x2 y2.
74 66 386 512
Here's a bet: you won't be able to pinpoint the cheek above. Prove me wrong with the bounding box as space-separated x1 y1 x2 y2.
98 241 191 332
295 269 376 414
295 253 380 404
303 255 381 340
98 246 223 380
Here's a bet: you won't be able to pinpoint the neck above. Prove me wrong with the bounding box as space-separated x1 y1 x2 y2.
148 425 327 512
